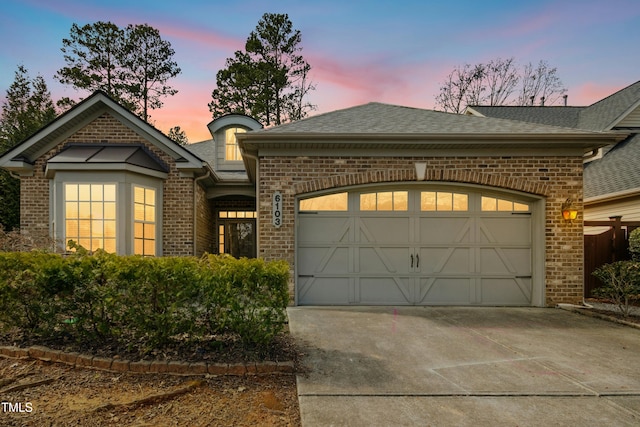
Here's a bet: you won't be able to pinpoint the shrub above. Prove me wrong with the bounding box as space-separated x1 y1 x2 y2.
592 260 640 317
0 250 290 354
629 228 640 261
199 255 289 345
0 251 67 335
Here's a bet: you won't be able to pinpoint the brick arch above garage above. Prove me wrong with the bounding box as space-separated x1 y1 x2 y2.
293 168 551 197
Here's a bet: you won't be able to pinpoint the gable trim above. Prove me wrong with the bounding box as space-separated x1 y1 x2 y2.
0 91 207 175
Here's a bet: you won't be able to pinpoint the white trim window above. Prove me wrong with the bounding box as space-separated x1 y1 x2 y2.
64 183 117 252
133 185 157 256
224 127 247 161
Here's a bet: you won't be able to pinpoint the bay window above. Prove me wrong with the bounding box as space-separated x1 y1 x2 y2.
64 183 117 252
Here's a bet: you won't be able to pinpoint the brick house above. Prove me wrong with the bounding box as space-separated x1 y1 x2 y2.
0 91 626 307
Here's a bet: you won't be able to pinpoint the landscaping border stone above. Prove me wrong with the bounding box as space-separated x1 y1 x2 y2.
0 345 296 376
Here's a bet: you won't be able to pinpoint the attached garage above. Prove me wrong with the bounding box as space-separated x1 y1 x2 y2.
237 102 626 307
297 185 541 306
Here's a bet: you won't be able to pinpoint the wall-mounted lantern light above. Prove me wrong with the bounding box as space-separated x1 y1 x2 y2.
561 198 578 221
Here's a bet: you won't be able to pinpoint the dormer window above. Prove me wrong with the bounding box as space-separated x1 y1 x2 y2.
225 127 247 161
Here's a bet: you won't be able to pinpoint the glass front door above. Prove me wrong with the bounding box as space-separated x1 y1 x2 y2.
224 220 256 258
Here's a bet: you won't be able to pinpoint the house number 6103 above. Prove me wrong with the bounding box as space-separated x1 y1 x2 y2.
273 191 282 228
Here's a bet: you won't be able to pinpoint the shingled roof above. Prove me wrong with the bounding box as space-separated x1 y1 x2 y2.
259 102 601 135
584 133 640 199
467 106 584 128
577 80 640 131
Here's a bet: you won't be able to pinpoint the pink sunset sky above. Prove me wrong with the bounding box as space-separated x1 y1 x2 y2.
2 0 640 142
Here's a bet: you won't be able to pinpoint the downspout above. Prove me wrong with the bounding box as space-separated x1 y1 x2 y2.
193 170 211 256
240 149 260 257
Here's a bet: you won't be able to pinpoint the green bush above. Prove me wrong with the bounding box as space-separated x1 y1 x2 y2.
592 260 640 317
0 251 67 335
200 255 289 345
0 250 290 353
629 228 640 262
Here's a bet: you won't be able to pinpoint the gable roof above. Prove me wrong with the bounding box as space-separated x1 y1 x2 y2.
577 80 640 130
259 102 602 135
0 91 209 177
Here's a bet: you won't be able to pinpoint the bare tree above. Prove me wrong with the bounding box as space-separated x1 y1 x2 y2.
516 60 567 106
435 63 485 114
484 57 519 106
435 57 567 112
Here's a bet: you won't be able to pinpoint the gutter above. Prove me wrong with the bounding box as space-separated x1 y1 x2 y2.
584 187 640 205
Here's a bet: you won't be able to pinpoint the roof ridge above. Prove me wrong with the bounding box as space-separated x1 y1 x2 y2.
586 80 640 108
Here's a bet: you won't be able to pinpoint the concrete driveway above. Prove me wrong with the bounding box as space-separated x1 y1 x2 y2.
287 306 640 426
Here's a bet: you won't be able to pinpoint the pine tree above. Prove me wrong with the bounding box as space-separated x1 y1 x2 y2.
0 65 57 230
209 13 315 125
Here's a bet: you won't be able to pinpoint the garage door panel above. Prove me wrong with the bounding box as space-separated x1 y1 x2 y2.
480 278 532 305
298 216 351 243
419 217 471 244
418 247 471 274
419 278 473 304
480 248 531 275
358 276 412 304
298 247 350 275
358 217 410 243
358 247 410 274
479 217 531 244
298 277 351 305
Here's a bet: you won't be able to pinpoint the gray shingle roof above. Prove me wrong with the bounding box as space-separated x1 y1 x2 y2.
577 80 640 130
471 81 640 132
259 102 599 135
584 133 640 198
186 139 215 164
468 106 584 128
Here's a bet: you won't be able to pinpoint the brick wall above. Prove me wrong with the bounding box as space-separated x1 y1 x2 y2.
21 113 198 256
195 183 215 256
258 155 584 306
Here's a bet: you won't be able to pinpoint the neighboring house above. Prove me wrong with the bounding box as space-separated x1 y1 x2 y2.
466 81 640 233
0 91 625 307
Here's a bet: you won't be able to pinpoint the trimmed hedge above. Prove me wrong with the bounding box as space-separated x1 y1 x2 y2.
0 250 289 351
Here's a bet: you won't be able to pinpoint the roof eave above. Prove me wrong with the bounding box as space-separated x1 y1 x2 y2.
585 186 640 205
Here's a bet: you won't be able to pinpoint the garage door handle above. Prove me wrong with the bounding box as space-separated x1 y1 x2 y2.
410 254 414 268
515 275 532 279
416 254 419 268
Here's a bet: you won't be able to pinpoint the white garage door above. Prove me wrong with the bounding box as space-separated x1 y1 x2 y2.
296 186 534 306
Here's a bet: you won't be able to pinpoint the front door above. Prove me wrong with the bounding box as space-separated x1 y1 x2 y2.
223 220 256 258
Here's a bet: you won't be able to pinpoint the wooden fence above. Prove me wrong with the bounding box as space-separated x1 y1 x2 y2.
584 216 640 297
